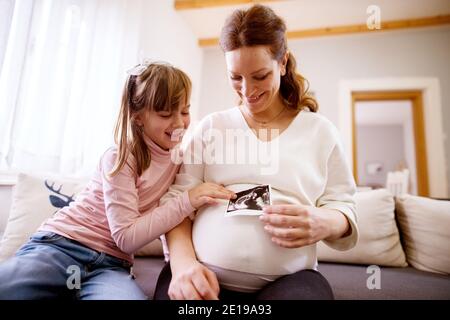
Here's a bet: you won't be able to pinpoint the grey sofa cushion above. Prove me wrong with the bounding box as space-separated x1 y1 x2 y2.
318 262 450 300
133 257 165 299
132 257 450 300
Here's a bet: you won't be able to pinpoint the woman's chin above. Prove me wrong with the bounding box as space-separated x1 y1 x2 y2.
244 96 268 113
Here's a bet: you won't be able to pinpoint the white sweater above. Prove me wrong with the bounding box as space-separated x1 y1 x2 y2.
162 107 358 277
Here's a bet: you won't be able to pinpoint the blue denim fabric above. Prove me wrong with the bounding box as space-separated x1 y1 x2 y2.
0 231 147 300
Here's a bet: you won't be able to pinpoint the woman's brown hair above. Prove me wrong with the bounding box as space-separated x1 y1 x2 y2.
110 62 191 177
219 4 318 112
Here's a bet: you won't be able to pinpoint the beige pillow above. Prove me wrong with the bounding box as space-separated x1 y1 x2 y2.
135 238 164 257
396 195 450 274
317 189 407 267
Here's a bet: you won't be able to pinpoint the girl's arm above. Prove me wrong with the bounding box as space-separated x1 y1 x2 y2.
100 149 196 255
101 148 233 255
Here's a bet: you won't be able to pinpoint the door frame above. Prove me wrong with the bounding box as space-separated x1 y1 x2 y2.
338 78 448 198
351 91 429 196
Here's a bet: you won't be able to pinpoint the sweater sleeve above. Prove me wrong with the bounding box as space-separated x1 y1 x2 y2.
316 140 359 251
100 150 195 255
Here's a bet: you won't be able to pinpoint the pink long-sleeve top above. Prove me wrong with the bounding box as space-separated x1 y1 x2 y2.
39 135 195 263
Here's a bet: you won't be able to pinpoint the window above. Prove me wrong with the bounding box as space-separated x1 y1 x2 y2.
0 0 143 176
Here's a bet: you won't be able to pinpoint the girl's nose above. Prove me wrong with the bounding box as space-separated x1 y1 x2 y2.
173 113 184 128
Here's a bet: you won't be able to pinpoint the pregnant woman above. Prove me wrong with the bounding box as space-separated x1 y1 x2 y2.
154 4 359 300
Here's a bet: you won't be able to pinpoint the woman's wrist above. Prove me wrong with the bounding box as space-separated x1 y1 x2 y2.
170 254 198 275
322 209 350 241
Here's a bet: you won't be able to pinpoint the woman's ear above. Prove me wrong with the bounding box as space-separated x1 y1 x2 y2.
280 51 289 76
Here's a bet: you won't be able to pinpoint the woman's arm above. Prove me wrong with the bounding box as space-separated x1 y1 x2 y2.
162 178 234 300
161 178 232 300
259 204 350 248
260 140 358 250
166 218 220 300
160 118 234 300
315 140 359 250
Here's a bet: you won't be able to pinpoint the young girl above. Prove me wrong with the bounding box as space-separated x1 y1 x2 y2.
0 61 235 300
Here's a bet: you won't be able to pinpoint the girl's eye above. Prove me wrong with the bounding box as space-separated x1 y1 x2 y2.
159 114 171 118
230 76 241 81
182 112 190 115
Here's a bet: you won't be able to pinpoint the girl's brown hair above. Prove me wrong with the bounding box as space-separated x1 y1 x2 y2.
219 4 318 112
110 62 191 177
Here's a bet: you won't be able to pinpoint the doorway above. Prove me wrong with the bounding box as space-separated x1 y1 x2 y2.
352 91 429 196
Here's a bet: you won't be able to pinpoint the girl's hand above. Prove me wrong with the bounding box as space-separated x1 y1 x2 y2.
188 183 236 209
259 205 350 248
169 260 220 300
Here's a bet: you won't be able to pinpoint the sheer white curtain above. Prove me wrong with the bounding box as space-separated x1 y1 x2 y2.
0 0 143 176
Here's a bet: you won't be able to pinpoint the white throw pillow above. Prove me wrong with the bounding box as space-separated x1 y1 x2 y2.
317 189 408 267
0 173 88 262
395 194 450 274
0 172 164 262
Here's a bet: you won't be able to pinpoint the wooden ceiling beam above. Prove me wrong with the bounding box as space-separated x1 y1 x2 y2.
174 0 275 10
198 14 450 47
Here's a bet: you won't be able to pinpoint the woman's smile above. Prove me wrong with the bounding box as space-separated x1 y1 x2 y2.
245 92 265 105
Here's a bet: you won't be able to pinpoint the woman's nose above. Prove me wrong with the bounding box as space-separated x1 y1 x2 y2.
241 79 256 97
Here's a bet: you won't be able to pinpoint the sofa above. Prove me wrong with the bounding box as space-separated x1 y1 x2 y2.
1 173 449 300
131 257 450 300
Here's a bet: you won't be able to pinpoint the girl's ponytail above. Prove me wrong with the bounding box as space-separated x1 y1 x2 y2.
109 75 149 178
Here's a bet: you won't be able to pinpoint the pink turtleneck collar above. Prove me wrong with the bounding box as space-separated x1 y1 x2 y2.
142 133 172 161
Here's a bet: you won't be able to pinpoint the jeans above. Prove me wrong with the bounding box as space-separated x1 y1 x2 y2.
0 231 147 300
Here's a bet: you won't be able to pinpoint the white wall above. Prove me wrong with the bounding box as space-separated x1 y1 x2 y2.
198 47 233 119
198 26 450 193
138 1 203 121
402 106 418 195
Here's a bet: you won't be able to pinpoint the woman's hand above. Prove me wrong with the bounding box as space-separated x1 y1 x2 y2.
169 259 220 300
259 204 350 248
188 183 236 209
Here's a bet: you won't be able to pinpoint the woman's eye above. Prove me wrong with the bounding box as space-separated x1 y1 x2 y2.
230 76 241 81
255 74 269 81
159 114 171 118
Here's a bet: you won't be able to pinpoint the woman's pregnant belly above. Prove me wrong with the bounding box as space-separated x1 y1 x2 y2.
192 184 317 276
